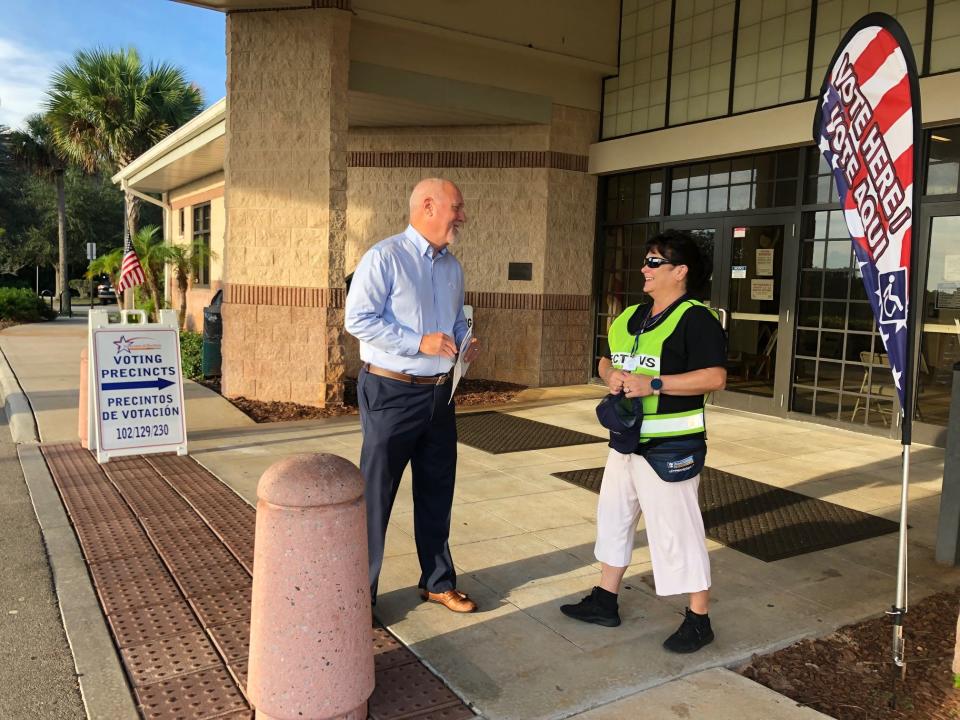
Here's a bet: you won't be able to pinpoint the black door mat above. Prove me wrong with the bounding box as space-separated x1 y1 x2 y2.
551 465 899 562
456 411 605 454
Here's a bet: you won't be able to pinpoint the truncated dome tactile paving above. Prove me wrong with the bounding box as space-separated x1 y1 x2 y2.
455 411 605 454
552 464 899 562
41 443 475 720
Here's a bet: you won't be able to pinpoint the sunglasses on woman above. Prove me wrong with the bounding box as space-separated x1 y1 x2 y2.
643 256 675 269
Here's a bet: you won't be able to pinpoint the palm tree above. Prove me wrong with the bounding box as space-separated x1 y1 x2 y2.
165 240 214 329
85 246 123 286
128 225 169 319
87 226 169 319
8 115 69 301
45 47 203 239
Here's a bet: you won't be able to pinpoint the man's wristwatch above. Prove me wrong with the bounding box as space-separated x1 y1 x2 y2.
650 376 663 395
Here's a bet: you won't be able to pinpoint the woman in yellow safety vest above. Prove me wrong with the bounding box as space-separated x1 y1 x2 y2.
561 229 727 654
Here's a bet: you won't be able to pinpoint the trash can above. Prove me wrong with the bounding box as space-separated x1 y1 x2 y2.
202 289 223 378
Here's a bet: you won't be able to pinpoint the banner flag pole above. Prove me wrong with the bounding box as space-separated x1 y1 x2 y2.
811 12 922 676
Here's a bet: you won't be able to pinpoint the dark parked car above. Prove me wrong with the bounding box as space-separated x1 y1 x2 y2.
96 281 117 305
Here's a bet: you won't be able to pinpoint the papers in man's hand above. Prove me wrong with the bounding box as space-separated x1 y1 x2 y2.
449 328 472 403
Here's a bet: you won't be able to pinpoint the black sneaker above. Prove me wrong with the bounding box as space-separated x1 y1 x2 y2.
560 587 621 627
663 607 714 653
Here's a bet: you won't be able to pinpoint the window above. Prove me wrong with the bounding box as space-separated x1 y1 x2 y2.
733 0 811 113
602 0 673 138
931 0 960 73
926 126 960 196
792 210 888 427
669 150 799 215
178 208 185 237
669 0 736 125
810 0 927 97
915 215 960 426
192 203 211 286
604 169 665 224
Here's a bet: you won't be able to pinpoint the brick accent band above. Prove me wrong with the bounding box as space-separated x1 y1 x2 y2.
465 292 591 311
348 150 588 173
229 1 351 13
225 283 345 308
223 283 590 312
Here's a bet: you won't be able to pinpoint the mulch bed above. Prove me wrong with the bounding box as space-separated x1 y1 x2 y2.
197 377 525 423
738 586 960 719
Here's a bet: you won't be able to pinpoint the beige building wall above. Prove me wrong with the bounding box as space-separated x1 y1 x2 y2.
345 104 598 387
169 173 226 333
221 7 351 406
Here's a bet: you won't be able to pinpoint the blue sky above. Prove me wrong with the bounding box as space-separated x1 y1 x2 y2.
1 0 226 129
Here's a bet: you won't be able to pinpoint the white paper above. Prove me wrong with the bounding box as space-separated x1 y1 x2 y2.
449 327 473 403
756 248 774 276
750 278 774 301
731 265 747 279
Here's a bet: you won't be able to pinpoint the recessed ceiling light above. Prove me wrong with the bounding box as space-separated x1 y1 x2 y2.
931 134 952 142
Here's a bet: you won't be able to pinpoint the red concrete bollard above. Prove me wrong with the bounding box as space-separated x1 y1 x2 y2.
78 348 88 449
248 454 374 720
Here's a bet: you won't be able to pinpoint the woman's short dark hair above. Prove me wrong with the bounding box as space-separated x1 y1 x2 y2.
645 229 712 299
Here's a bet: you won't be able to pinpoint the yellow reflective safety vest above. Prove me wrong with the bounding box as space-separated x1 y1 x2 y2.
607 299 710 439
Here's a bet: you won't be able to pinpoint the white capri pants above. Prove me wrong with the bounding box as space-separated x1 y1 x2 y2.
594 448 711 597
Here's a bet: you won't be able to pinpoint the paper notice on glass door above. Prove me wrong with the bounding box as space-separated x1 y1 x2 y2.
449 327 473 403
750 279 774 301
756 248 774 276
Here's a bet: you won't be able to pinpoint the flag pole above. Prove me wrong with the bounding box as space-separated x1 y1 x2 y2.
123 192 134 311
810 12 922 678
889 23 923 676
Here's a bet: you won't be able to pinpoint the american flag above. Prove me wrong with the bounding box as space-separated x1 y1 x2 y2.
115 224 145 294
813 13 919 408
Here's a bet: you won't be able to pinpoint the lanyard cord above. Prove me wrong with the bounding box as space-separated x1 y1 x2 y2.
629 296 687 356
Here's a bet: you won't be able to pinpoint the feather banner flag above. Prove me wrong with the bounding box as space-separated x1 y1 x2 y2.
812 13 921 417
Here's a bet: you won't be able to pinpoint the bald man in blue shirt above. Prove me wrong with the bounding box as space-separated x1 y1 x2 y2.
346 178 481 614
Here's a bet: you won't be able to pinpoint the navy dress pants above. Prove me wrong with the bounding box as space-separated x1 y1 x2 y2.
358 367 457 602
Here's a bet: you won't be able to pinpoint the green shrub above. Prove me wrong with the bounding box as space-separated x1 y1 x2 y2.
180 331 202 380
0 288 56 322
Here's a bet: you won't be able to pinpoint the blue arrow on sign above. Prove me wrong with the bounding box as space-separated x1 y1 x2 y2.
101 378 176 391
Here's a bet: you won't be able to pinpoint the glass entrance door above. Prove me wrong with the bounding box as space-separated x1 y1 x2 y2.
912 205 960 446
665 215 797 415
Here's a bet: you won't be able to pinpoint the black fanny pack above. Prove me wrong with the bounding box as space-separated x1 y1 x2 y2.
638 437 706 483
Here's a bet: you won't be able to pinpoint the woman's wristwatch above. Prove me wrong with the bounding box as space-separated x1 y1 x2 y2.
650 376 663 395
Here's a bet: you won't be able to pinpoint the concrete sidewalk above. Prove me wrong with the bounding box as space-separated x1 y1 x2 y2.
4 315 957 719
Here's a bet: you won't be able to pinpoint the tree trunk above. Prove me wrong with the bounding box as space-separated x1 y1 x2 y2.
125 195 140 240
177 270 189 330
55 171 67 296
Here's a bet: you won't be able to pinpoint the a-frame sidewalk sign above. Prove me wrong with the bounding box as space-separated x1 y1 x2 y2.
87 308 188 463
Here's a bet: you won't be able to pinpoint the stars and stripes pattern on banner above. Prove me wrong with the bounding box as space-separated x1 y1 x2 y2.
115 224 145 294
812 13 920 409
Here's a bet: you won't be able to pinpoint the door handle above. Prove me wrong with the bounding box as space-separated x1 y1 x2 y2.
717 308 728 330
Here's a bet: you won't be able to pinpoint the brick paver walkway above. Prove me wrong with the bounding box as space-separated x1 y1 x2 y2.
41 443 474 720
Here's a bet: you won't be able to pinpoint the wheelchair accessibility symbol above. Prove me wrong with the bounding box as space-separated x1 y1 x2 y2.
878 268 907 326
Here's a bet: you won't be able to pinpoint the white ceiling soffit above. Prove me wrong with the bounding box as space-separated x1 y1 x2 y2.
124 130 225 193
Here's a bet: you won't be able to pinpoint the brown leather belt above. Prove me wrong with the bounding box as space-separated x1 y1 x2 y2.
363 363 450 385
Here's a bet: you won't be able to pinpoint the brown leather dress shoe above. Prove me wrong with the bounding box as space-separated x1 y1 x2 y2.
420 589 477 613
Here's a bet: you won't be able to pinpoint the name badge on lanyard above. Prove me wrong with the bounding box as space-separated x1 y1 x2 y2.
621 332 659 373
621 354 659 372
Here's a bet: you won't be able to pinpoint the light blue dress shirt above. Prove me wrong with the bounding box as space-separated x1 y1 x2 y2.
345 225 469 376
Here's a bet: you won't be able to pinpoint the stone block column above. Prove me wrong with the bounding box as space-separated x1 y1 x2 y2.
222 5 351 406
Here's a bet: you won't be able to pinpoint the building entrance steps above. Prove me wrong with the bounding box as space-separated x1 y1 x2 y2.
41 443 475 720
